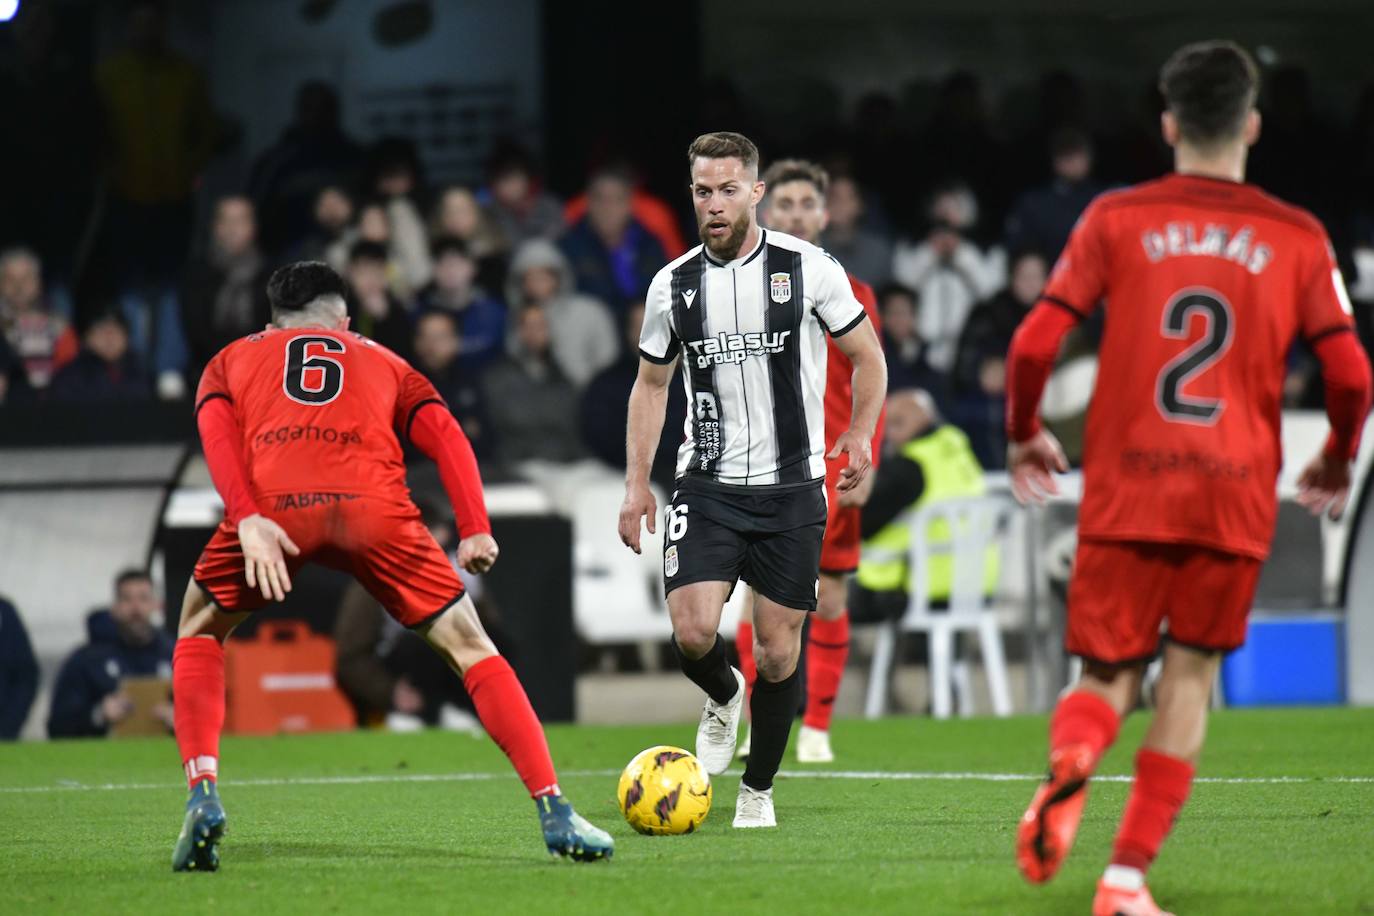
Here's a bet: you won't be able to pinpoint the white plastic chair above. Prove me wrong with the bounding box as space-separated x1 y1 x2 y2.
570 479 673 646
864 495 1015 719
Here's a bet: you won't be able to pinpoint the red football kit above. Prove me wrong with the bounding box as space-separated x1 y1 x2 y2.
819 274 885 573
192 327 489 627
1007 173 1371 661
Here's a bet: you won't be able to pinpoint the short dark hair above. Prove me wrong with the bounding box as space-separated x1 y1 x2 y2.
430 235 471 261
1049 127 1091 159
1159 40 1260 149
877 282 919 308
114 568 151 594
266 261 348 315
347 240 389 266
761 159 829 197
687 131 760 175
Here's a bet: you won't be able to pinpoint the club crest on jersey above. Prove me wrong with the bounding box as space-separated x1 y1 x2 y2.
769 272 792 304
665 545 680 577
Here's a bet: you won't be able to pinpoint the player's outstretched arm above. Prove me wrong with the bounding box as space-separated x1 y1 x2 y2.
408 403 498 573
1297 329 1374 520
620 358 674 554
829 317 887 492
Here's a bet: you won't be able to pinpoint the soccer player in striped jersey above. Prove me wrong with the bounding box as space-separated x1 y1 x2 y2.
619 132 887 827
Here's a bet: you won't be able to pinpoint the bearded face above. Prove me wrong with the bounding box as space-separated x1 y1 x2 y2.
690 156 762 261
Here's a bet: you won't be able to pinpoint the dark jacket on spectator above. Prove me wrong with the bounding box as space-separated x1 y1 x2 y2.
354 294 416 363
421 361 494 461
47 610 174 738
415 287 508 372
559 218 666 316
580 354 687 490
952 290 1030 395
180 255 272 377
1004 178 1107 261
882 330 947 406
0 598 38 739
483 346 586 467
48 350 151 402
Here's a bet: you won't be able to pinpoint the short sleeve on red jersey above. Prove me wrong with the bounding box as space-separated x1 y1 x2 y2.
1042 197 1109 319
394 366 446 440
1299 237 1357 343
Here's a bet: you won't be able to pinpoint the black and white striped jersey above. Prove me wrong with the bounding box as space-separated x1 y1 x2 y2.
638 229 868 487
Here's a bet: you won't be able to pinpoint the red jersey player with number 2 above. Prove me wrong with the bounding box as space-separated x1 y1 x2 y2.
170 262 612 872
1007 42 1371 916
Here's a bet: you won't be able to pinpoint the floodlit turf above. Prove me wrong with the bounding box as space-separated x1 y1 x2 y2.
2 710 1372 915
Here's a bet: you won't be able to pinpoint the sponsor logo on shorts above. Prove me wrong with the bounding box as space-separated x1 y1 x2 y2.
273 492 361 511
665 545 679 577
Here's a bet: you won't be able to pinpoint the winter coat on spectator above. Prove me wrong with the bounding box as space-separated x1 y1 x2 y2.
563 190 688 259
483 188 565 248
580 353 687 491
0 598 38 740
385 196 434 299
504 241 618 388
48 349 151 402
890 240 1005 373
0 301 78 390
47 610 174 738
821 226 894 289
952 290 1031 396
1004 178 1107 261
559 218 666 317
415 286 507 372
419 360 494 461
882 328 947 406
354 294 416 364
179 250 272 377
482 338 587 468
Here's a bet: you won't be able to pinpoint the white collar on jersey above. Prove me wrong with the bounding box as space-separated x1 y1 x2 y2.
703 228 767 269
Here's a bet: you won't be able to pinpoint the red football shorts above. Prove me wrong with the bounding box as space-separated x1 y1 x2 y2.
820 471 861 574
1067 539 1262 663
193 494 465 628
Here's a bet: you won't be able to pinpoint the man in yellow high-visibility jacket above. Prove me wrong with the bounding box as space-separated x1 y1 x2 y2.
854 390 990 620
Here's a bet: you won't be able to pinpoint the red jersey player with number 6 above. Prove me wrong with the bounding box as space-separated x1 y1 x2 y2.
170 262 612 872
1007 43 1371 916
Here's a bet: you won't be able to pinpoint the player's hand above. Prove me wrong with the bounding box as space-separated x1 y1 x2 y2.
238 514 301 603
1008 429 1069 506
99 692 133 726
838 466 875 508
828 429 873 492
457 533 499 574
618 482 657 555
1296 450 1352 521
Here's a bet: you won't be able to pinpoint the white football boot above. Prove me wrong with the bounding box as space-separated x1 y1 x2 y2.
795 725 835 763
733 783 777 828
695 667 745 775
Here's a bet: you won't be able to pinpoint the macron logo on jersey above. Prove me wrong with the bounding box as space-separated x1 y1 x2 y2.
682 288 697 309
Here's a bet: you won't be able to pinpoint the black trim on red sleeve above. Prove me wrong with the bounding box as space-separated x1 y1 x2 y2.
1042 295 1088 321
638 347 677 365
194 392 232 418
1306 324 1356 347
404 398 446 443
830 310 868 338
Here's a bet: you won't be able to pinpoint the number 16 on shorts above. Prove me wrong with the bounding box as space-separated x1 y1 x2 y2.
664 504 688 577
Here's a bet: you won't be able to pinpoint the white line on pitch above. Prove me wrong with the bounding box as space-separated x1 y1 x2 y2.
2 768 1372 795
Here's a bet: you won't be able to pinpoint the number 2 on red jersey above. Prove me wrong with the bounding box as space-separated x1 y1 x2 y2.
1155 287 1234 425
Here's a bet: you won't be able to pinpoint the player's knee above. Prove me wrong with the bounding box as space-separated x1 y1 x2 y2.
753 627 802 682
673 624 717 659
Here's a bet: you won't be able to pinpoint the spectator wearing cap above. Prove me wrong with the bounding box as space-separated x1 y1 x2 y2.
179 195 272 381
820 174 893 288
49 310 150 402
416 237 506 371
346 240 414 360
1004 128 1108 260
0 247 78 391
559 169 667 317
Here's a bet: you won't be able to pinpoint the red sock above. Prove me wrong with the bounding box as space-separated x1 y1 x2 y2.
173 637 225 787
464 655 560 798
1050 690 1121 761
1111 749 1194 873
803 611 849 731
736 620 756 703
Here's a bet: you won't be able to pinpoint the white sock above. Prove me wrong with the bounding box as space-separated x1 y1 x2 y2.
1103 865 1145 892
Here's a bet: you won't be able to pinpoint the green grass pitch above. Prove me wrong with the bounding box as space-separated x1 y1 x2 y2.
2 710 1372 914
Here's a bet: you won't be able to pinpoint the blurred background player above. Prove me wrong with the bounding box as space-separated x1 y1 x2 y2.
171 261 612 871
1006 41 1371 916
735 158 885 764
619 133 887 828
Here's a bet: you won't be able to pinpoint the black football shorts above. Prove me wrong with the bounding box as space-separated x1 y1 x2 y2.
661 475 827 612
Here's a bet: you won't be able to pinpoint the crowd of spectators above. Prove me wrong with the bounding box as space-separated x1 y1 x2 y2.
4 1 1373 481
